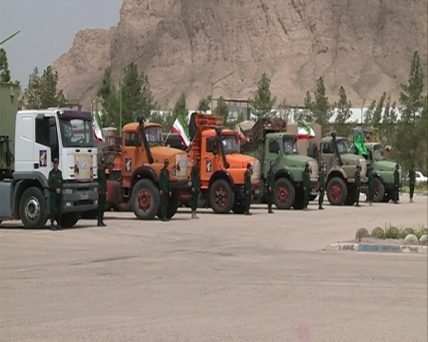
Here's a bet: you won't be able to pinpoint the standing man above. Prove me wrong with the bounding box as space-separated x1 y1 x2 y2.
191 156 201 219
244 163 253 216
355 164 361 207
367 165 374 206
393 163 400 204
302 162 310 210
159 158 171 221
318 163 325 210
408 164 416 203
266 162 275 214
48 158 63 230
97 157 107 227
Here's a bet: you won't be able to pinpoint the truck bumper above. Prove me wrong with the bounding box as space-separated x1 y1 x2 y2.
170 180 189 189
61 182 99 213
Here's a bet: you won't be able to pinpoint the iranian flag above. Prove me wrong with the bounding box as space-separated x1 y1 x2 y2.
171 114 190 147
298 121 315 140
93 102 105 142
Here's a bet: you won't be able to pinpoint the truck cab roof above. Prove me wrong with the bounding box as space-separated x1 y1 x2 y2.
320 136 346 143
18 108 92 121
122 122 162 132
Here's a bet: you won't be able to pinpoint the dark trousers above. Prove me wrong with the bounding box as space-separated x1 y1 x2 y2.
409 182 415 199
318 188 324 208
191 189 200 211
50 194 62 224
368 186 373 202
245 191 251 213
160 192 169 219
355 187 360 205
393 185 400 202
98 193 106 223
266 190 273 212
303 188 310 208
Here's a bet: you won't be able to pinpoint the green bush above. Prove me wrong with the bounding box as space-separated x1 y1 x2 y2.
371 227 385 239
398 229 407 239
385 226 400 239
415 227 428 239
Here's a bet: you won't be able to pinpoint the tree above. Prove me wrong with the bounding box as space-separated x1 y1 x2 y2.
21 66 66 109
373 92 386 127
149 111 175 131
173 92 188 119
250 73 276 118
197 97 210 112
97 67 119 127
363 100 376 124
334 86 352 136
395 51 426 171
214 96 229 123
294 91 314 122
0 48 11 82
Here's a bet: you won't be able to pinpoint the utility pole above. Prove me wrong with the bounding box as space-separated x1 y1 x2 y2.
0 30 20 46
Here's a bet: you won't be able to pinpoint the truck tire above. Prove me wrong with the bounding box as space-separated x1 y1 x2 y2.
344 187 357 206
60 212 80 228
19 187 48 229
157 190 180 220
232 200 246 214
273 178 295 209
131 179 160 220
373 178 385 202
326 177 348 205
209 179 235 214
292 189 305 210
381 192 392 203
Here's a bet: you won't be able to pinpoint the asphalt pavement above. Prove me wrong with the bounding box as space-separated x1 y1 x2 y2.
1 195 427 342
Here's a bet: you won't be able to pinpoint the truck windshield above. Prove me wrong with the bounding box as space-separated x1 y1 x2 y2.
221 134 239 154
283 136 299 155
59 118 95 147
374 145 386 161
145 126 163 146
336 139 349 154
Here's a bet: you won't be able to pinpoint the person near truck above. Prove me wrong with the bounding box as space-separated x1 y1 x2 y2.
266 162 275 214
48 158 63 230
354 164 361 207
97 157 107 227
191 156 201 219
408 164 416 203
393 163 400 204
367 165 374 206
318 163 326 210
244 163 253 215
302 162 310 210
159 158 171 221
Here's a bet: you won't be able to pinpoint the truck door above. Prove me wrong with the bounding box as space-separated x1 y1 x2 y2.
320 142 335 170
122 132 141 183
33 115 58 179
265 138 280 175
202 137 219 183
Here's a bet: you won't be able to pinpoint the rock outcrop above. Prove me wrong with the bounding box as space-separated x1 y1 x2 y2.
53 0 428 110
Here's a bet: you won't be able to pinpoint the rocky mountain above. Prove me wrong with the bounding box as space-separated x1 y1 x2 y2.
53 0 428 111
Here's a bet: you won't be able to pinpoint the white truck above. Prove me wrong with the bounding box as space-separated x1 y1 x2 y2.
0 98 99 228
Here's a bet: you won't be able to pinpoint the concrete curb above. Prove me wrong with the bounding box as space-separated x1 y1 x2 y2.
324 243 428 253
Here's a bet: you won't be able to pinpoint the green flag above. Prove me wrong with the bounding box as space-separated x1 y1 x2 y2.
354 131 368 156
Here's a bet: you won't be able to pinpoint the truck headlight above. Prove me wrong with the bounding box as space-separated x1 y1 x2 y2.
63 189 73 195
170 167 176 176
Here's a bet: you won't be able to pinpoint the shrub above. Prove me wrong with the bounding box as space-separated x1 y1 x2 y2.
385 226 400 239
415 227 428 239
371 227 385 239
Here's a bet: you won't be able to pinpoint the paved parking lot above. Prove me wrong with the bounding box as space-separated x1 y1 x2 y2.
1 195 427 342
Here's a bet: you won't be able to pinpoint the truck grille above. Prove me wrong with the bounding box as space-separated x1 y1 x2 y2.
251 160 261 181
359 159 367 177
308 161 318 180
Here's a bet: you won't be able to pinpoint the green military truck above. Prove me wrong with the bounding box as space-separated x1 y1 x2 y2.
240 118 319 209
349 127 401 202
307 132 368 206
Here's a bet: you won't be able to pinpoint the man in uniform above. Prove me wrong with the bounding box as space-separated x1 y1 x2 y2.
97 157 107 227
191 156 201 219
244 163 253 215
48 158 63 230
367 165 374 206
393 163 400 204
318 163 325 210
408 163 416 203
302 162 310 210
266 162 275 214
159 158 171 221
354 164 361 207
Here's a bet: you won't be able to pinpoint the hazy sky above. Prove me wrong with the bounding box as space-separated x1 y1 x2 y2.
0 0 122 85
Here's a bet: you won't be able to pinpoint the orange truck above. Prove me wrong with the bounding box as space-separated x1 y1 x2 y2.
179 113 261 214
100 117 189 220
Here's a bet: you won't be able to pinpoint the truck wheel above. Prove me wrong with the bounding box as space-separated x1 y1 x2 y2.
60 212 80 228
373 178 385 202
157 190 180 219
19 187 48 229
232 200 246 214
381 192 391 203
273 178 295 209
131 179 160 220
327 177 348 205
344 187 357 206
209 179 235 214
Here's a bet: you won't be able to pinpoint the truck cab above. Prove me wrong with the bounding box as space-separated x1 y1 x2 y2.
0 108 99 228
184 113 261 214
314 133 368 205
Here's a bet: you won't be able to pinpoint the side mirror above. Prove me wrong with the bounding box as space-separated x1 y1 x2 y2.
212 140 219 155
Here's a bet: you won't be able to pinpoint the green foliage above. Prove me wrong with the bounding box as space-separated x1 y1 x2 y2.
0 48 11 82
371 227 385 239
415 227 428 239
97 67 119 127
333 86 352 137
197 97 210 112
250 73 276 118
149 111 175 131
173 92 188 119
385 226 400 239
22 66 66 109
215 96 229 123
373 92 386 127
363 100 376 124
